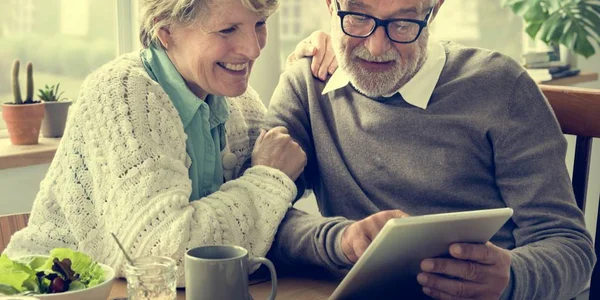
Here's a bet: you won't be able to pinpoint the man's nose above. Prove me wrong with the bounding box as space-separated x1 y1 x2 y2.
364 26 392 57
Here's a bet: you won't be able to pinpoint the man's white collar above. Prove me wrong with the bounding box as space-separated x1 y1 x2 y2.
322 39 446 109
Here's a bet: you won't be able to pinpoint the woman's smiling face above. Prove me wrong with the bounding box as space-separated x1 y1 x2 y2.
158 0 269 100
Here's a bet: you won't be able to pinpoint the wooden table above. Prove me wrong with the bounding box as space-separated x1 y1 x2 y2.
108 276 339 300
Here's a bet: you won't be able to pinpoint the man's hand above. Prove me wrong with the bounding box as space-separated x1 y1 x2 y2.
287 30 338 81
341 210 409 262
417 242 511 300
251 126 307 181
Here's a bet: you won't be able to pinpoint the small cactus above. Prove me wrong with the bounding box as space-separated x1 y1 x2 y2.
26 62 33 103
11 60 22 104
10 59 35 105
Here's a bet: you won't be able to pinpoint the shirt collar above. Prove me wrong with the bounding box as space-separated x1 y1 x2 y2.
141 46 229 128
322 38 446 109
206 94 229 129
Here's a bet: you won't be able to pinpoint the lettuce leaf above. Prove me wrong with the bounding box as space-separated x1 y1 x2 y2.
42 248 105 289
0 254 39 295
0 249 105 295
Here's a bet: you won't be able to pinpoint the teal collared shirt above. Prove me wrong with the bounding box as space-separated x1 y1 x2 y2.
141 46 230 201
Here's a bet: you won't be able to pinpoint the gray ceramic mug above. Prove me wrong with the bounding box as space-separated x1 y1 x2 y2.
185 245 277 300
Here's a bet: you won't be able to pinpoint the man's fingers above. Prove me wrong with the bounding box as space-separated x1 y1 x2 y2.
422 286 470 300
420 258 488 283
353 236 371 261
393 209 409 218
450 242 499 265
417 272 481 299
361 210 408 240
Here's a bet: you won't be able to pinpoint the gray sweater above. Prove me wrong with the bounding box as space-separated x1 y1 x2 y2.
265 41 595 300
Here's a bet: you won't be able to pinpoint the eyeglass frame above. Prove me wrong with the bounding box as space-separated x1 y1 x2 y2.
334 0 434 44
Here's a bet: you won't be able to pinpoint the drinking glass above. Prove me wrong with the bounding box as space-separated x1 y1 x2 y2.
124 256 177 300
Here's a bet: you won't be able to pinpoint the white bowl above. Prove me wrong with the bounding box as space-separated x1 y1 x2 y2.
34 263 115 300
4 256 116 300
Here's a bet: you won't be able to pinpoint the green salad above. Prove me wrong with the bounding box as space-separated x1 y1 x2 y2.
0 248 105 295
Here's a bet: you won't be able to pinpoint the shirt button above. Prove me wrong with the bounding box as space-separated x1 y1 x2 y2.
222 152 238 170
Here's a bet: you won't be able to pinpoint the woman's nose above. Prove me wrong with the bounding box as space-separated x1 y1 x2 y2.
238 31 262 60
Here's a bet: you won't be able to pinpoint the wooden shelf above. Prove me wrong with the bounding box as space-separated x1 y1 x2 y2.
0 134 60 170
539 71 598 86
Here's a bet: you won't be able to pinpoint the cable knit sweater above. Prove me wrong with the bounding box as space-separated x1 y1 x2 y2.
4 52 297 286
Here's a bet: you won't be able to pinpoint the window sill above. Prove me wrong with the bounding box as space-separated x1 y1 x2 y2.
0 130 60 170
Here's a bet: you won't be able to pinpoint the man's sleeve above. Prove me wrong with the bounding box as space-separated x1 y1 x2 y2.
264 59 355 271
493 72 596 299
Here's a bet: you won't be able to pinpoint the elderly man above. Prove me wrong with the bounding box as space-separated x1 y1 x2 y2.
265 0 596 299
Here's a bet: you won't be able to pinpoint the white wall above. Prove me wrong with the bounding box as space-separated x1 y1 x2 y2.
249 12 281 107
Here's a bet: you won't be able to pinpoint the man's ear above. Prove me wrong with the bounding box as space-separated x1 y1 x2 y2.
430 0 445 22
325 0 333 14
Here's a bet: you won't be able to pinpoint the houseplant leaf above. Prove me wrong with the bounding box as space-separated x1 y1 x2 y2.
504 0 600 58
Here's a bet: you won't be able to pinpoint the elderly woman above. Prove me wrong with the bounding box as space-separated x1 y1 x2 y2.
4 0 332 284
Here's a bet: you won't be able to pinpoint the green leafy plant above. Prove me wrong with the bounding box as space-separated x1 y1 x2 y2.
502 0 600 58
38 83 66 102
11 60 35 104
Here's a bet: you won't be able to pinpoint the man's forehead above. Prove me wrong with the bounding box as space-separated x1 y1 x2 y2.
343 0 433 13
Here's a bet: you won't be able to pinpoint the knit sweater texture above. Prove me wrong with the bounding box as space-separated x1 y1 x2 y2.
4 52 297 286
265 41 595 300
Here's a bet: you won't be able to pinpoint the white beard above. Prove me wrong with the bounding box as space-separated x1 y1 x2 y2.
333 29 430 98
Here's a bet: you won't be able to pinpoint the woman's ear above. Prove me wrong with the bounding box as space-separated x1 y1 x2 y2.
156 26 172 49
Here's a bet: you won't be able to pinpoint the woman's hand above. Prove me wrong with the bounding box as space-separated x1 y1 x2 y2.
251 126 307 181
287 30 338 81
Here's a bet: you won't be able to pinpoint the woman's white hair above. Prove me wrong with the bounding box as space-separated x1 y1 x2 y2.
139 0 279 48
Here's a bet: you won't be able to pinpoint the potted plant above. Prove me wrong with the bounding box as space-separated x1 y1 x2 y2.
503 0 600 58
38 83 71 138
1 60 45 145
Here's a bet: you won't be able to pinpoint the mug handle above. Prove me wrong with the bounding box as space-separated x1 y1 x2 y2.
249 257 277 300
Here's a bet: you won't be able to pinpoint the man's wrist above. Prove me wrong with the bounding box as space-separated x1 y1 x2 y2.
334 224 354 267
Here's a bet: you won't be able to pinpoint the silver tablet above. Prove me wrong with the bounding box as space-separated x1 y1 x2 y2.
329 207 514 300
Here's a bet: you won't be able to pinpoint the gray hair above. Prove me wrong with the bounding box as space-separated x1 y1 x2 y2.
139 0 279 48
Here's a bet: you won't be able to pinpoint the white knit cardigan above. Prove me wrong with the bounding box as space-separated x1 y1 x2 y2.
4 53 297 286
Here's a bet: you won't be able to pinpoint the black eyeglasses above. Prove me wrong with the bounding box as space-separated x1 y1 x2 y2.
335 0 433 44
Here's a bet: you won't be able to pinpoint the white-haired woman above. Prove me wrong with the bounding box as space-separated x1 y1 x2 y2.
4 0 333 285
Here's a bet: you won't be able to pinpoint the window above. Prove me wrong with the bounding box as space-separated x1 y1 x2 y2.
277 0 524 67
431 0 524 62
0 0 118 130
279 0 330 64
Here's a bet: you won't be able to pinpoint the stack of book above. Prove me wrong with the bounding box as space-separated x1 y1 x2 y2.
522 50 579 83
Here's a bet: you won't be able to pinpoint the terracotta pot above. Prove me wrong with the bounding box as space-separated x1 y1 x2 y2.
41 101 72 138
2 102 45 145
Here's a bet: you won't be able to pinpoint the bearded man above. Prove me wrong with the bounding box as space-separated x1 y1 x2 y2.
265 0 595 299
